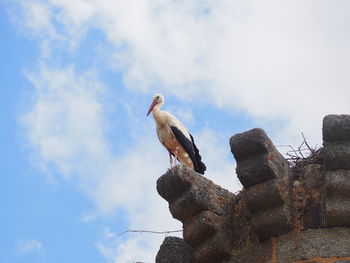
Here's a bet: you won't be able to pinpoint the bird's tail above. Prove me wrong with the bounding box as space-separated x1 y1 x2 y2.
196 159 206 175
190 134 207 175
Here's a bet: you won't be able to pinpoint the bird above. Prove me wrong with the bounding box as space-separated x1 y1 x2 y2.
146 93 206 174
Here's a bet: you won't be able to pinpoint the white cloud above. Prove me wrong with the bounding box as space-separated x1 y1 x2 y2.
22 65 108 183
17 239 44 256
15 0 350 146
96 234 163 263
15 0 350 261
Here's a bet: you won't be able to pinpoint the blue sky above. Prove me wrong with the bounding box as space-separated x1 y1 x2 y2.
1 1 350 262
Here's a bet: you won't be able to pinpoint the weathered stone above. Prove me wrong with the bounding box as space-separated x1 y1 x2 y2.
250 206 293 240
323 142 350 171
194 232 233 263
324 170 350 226
323 114 350 143
244 178 284 214
229 196 260 254
292 164 323 230
323 115 350 171
224 239 272 263
156 236 195 263
325 198 350 226
235 153 286 187
157 165 240 263
157 166 235 221
230 128 287 187
157 168 192 202
325 170 350 197
242 176 293 240
230 128 275 160
169 190 211 221
183 211 219 247
277 227 350 262
230 128 293 240
224 228 350 263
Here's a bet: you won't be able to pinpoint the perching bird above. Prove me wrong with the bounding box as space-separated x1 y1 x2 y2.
146 93 206 174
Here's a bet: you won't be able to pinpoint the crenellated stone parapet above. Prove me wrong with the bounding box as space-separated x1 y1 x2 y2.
156 114 350 263
156 165 256 263
230 128 293 240
323 115 350 227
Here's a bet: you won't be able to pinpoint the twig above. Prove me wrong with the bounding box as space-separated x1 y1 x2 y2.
276 144 299 158
297 137 305 158
302 133 313 153
119 229 183 236
279 133 323 173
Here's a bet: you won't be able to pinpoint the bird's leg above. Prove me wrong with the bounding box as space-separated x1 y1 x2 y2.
174 146 179 166
168 151 173 170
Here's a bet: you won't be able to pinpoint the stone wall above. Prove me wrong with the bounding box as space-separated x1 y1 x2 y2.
155 114 350 263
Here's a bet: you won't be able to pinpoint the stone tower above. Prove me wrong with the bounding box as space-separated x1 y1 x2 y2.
155 114 350 263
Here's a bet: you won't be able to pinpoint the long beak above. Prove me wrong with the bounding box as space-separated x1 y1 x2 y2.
146 100 157 116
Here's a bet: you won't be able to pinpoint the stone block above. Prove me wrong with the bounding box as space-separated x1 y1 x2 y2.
156 165 240 263
224 239 272 263
277 227 350 262
169 190 212 221
243 177 293 240
324 170 350 227
224 228 350 263
325 170 350 197
230 128 292 240
157 168 192 202
183 211 219 247
244 178 284 214
235 153 286 187
325 199 350 226
323 142 350 170
323 115 350 171
157 166 235 221
292 164 323 230
230 128 288 187
194 231 234 263
156 236 195 263
323 114 350 143
250 206 293 240
230 128 274 159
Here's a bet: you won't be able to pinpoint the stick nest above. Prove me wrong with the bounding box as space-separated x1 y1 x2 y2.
278 133 323 174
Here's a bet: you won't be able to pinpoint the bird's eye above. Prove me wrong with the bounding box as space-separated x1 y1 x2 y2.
156 96 160 99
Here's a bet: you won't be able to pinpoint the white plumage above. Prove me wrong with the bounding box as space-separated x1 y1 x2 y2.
147 93 206 174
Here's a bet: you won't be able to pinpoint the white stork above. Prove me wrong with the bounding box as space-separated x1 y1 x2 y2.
146 93 206 174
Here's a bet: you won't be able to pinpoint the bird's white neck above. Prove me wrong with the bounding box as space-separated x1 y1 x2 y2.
152 105 166 124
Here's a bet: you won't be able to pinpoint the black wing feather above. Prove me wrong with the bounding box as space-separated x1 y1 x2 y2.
170 126 206 174
189 133 206 174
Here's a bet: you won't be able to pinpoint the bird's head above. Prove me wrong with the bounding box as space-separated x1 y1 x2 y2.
147 93 164 116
